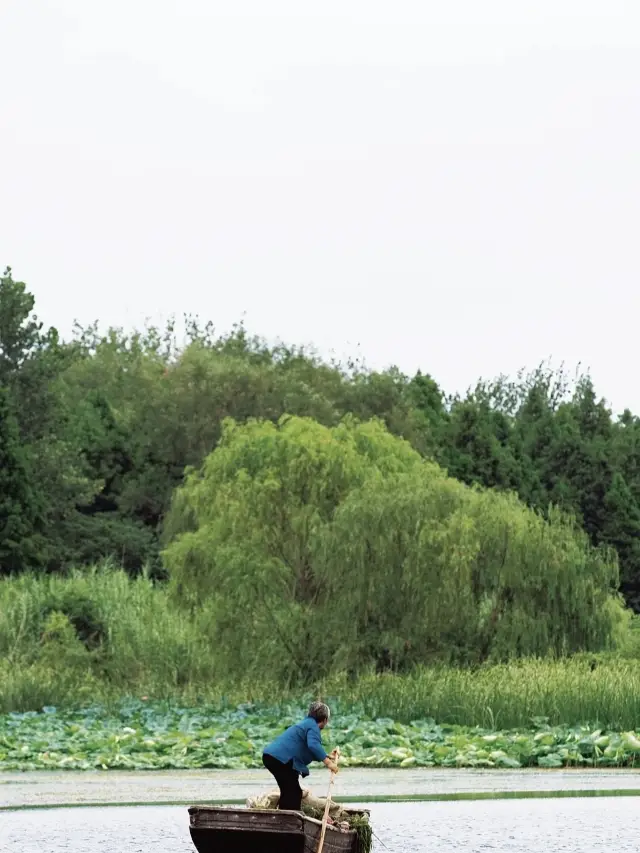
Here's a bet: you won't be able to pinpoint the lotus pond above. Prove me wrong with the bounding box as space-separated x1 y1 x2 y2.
3 700 640 772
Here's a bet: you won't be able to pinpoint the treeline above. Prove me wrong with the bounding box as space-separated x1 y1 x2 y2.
2 266 640 610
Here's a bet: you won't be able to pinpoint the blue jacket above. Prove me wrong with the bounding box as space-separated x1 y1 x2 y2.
263 716 328 778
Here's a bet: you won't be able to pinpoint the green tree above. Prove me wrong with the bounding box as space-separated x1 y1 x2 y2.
2 266 636 623
402 370 447 458
163 415 622 682
600 472 640 598
0 387 41 573
318 477 619 669
443 394 518 490
163 415 424 680
0 267 43 383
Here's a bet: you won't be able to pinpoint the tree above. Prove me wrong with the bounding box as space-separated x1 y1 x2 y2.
0 267 635 622
0 387 41 573
162 415 425 681
443 395 518 490
162 414 622 683
597 473 640 611
403 371 447 459
318 477 619 669
0 267 43 383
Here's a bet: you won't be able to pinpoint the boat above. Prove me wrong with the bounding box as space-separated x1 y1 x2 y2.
188 805 370 853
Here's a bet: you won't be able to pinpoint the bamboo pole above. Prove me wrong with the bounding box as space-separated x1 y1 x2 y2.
316 751 340 853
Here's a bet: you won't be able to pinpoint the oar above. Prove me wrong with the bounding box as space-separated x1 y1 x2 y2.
316 750 340 853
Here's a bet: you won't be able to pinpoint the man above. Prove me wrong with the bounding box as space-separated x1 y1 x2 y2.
262 701 339 811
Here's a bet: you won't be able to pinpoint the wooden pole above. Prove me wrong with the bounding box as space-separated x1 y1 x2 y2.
316 751 339 853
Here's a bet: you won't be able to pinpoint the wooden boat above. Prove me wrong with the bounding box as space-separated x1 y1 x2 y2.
188 805 369 853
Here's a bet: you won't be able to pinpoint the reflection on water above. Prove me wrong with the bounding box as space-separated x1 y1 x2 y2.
1 798 638 852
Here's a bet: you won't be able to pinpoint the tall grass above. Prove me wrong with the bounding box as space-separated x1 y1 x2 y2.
0 563 221 711
322 657 640 729
2 564 640 729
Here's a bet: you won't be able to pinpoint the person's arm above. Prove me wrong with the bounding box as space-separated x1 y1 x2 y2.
307 726 339 773
324 747 340 773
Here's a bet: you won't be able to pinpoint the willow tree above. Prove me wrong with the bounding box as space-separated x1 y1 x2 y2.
162 415 423 681
163 414 624 684
314 473 621 672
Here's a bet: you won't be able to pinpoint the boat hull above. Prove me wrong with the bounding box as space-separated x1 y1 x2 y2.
188 806 360 853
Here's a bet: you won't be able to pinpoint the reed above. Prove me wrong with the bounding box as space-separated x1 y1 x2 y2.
321 656 640 729
2 565 640 729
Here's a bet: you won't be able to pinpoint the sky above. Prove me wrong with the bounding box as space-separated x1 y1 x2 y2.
2 0 640 413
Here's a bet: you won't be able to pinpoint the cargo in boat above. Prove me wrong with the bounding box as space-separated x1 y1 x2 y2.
188 805 369 853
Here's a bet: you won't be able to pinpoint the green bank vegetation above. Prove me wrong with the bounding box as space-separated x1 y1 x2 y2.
5 697 640 772
164 415 622 681
0 415 632 716
3 266 640 611
2 266 640 727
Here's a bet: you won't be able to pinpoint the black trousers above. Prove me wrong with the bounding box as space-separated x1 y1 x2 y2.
262 753 302 811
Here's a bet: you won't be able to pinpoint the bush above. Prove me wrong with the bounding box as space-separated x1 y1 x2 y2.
0 564 218 711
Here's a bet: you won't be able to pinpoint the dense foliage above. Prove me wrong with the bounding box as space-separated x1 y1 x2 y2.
4 699 640 772
164 416 620 675
0 566 638 722
1 265 639 674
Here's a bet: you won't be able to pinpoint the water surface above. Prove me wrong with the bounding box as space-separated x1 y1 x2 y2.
1 798 638 852
4 768 640 809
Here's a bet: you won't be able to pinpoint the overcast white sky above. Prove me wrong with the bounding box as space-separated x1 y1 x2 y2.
2 1 640 413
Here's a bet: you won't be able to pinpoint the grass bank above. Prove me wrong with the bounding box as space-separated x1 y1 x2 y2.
2 566 640 730
6 658 640 730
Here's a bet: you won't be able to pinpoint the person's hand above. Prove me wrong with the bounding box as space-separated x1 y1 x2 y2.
327 760 339 774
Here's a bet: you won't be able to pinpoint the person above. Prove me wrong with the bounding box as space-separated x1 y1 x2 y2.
262 701 339 811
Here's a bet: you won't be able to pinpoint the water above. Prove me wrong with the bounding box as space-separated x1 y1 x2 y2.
3 768 640 809
1 798 639 852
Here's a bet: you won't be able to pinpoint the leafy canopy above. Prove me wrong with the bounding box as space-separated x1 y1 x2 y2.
163 415 622 682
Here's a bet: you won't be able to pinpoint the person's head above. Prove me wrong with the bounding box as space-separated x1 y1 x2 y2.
308 701 331 729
